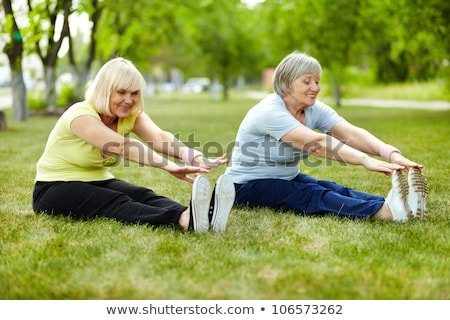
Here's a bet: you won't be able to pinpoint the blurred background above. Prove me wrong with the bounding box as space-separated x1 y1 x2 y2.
0 0 449 121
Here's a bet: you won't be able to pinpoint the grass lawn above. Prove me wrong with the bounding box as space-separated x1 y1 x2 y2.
0 91 449 300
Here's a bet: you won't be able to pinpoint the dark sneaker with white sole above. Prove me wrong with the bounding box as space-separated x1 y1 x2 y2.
189 175 212 233
407 167 428 219
209 174 235 233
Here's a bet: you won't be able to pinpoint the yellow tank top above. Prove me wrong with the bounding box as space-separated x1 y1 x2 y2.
35 102 137 182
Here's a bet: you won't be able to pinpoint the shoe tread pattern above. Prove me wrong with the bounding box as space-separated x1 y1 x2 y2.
392 170 412 220
408 167 428 219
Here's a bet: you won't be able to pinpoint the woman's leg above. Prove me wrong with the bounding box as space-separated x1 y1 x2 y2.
235 174 385 219
33 180 186 227
102 179 187 214
102 178 210 231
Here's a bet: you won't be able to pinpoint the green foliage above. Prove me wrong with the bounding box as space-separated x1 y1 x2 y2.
2 11 14 35
344 80 449 101
27 91 46 111
56 84 77 108
27 84 77 111
0 94 449 299
2 0 449 108
182 0 264 100
253 0 449 104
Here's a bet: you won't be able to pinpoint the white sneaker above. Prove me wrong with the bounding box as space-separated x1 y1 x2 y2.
189 175 212 233
407 167 428 219
386 170 412 222
209 175 235 233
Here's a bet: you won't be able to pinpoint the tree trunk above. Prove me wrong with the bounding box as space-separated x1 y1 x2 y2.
67 0 102 100
44 66 57 111
220 66 229 102
2 0 28 121
11 72 28 121
0 111 7 131
329 72 342 107
30 0 71 112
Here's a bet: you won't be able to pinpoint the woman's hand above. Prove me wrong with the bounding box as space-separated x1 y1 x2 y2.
163 164 210 183
191 153 229 169
362 157 405 176
389 152 423 171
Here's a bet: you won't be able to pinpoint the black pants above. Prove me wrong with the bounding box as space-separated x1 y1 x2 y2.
33 179 187 227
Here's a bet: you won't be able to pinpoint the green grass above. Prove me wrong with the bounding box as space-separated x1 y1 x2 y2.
342 79 449 101
0 91 449 300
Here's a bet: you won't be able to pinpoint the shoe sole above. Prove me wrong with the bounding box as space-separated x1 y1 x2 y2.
395 169 413 220
210 175 235 233
191 175 212 233
408 167 428 219
387 170 411 222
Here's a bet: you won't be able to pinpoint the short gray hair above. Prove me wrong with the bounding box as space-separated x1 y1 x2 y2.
272 51 322 96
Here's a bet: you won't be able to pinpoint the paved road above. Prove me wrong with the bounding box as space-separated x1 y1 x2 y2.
1 89 449 110
246 91 450 110
340 98 450 110
0 95 11 110
0 87 12 110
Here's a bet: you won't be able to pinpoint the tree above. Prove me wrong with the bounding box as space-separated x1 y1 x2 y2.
26 0 71 111
1 0 28 121
389 0 449 87
257 0 367 106
358 0 442 83
190 0 263 101
308 0 365 106
66 0 104 99
94 0 189 68
357 0 410 83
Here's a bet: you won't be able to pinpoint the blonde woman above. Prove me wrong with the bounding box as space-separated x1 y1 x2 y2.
33 57 234 233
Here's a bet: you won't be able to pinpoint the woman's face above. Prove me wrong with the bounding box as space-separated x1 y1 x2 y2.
109 88 139 118
288 74 321 107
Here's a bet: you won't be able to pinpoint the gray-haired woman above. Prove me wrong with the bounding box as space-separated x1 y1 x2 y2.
225 51 428 222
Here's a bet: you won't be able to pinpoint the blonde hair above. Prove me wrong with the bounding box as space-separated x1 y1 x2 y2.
272 51 322 97
85 57 146 116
